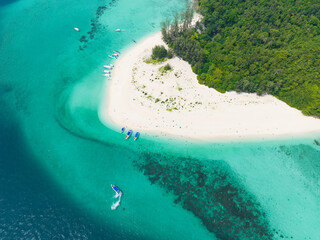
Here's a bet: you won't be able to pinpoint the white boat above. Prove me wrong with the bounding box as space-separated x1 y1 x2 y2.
103 70 111 73
115 29 121 32
74 27 80 32
108 55 116 59
103 74 111 77
112 53 119 57
104 65 113 69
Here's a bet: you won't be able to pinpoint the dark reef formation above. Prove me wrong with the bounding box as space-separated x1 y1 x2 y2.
134 152 276 240
79 0 118 51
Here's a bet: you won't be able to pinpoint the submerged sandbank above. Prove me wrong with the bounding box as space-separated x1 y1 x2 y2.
99 32 320 140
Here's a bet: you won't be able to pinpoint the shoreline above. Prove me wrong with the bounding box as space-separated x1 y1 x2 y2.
99 32 320 140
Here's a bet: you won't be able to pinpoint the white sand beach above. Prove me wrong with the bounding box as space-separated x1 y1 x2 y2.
99 32 320 140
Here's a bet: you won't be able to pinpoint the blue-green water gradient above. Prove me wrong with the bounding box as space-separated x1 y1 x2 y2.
1 0 320 239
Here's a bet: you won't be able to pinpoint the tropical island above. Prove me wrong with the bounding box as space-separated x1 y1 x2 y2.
164 0 320 117
100 1 320 139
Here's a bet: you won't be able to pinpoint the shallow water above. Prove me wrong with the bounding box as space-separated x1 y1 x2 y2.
1 0 320 239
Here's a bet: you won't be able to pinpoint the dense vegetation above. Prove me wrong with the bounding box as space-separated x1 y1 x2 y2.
162 0 320 117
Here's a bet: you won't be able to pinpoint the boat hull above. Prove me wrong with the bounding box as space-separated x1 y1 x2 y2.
111 184 122 195
134 132 140 141
126 130 132 139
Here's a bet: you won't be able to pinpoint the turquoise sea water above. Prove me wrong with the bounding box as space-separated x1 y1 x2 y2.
1 0 320 239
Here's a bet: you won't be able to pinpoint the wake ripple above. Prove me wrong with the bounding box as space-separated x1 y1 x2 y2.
111 193 122 210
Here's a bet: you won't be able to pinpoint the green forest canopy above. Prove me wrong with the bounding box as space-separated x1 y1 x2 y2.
162 0 320 117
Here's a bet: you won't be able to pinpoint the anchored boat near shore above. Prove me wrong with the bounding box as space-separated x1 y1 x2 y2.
121 128 140 140
134 132 140 141
126 130 133 139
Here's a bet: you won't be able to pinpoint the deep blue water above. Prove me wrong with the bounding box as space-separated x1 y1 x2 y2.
0 0 18 7
0 104 147 240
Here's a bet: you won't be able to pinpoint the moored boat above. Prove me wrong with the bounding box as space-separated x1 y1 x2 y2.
126 130 132 139
108 55 116 59
74 27 80 32
114 50 120 54
103 74 111 77
104 65 113 69
103 70 111 73
134 132 140 141
121 127 125 133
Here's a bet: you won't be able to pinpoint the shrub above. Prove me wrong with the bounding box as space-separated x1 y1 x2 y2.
164 63 172 71
152 45 167 59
